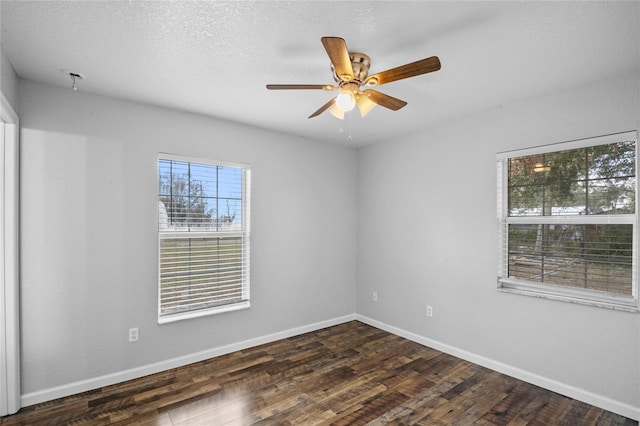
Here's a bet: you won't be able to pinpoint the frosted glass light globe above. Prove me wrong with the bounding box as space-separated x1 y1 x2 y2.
335 92 356 111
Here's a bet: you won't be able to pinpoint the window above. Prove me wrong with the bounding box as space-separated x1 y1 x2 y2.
158 154 250 323
497 131 638 311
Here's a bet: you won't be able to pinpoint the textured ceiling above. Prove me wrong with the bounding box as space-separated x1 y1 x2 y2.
1 1 639 146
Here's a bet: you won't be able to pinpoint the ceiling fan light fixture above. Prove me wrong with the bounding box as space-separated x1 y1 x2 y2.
335 91 356 112
356 94 376 117
266 37 441 120
329 104 345 120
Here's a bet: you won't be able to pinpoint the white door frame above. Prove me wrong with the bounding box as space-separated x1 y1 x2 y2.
0 91 20 416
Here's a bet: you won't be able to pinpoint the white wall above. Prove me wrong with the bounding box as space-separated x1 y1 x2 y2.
357 72 640 416
15 70 640 418
18 79 357 396
1 45 18 109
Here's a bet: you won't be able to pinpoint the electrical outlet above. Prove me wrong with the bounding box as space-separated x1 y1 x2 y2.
128 327 139 342
426 305 433 317
372 291 378 302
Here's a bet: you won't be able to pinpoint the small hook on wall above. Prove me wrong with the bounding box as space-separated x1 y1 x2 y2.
67 72 84 91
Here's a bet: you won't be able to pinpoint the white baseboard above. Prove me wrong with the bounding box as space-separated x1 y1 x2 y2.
355 314 640 421
21 314 357 408
20 313 639 421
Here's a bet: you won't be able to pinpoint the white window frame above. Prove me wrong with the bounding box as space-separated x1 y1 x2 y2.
1 92 20 415
157 153 251 323
497 131 639 312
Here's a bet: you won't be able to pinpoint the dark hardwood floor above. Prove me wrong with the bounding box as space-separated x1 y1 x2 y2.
1 321 637 425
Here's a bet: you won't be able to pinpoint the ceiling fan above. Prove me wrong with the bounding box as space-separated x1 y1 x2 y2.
266 37 441 120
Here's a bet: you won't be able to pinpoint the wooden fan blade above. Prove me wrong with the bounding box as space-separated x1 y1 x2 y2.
365 56 441 86
266 84 335 90
321 37 354 81
308 98 337 118
362 89 407 111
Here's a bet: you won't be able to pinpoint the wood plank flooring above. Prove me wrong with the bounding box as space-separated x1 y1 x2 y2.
1 321 637 425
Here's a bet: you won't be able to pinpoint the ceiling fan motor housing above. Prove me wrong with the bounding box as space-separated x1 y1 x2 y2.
332 52 371 85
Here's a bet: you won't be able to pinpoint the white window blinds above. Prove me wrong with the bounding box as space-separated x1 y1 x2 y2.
158 154 250 323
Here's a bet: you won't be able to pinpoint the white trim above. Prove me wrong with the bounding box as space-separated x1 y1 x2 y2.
158 230 244 238
498 280 638 312
355 314 640 421
0 91 20 416
506 215 635 225
157 301 251 324
158 152 250 171
496 130 637 160
20 314 357 408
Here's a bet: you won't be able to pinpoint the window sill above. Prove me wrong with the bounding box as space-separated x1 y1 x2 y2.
158 301 251 324
497 284 639 313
